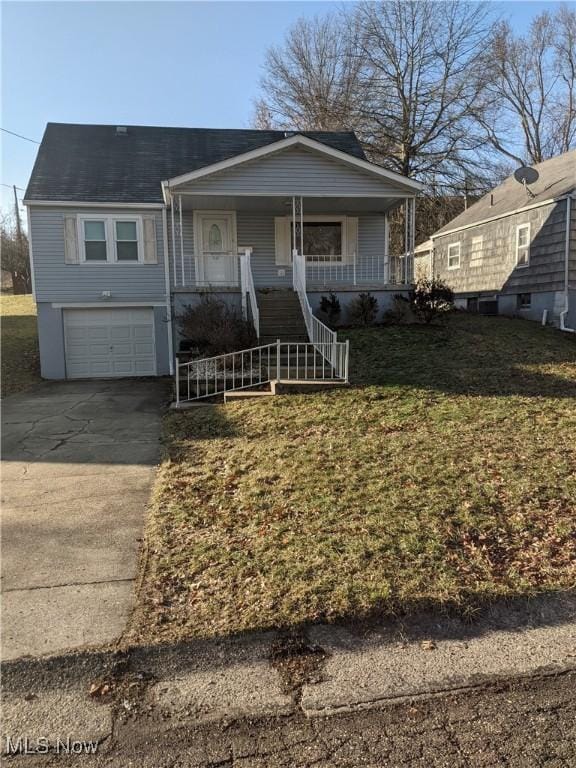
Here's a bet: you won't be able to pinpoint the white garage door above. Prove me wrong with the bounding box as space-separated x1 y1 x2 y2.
64 308 156 379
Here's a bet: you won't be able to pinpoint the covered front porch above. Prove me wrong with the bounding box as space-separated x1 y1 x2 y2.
166 193 417 293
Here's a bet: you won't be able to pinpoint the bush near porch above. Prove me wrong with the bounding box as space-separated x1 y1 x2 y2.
128 314 576 644
1 295 40 397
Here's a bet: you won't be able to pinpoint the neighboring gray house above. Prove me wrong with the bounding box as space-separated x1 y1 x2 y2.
415 151 576 329
24 123 422 384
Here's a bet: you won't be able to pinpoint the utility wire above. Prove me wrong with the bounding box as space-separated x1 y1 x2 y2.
1 127 40 144
1 183 25 191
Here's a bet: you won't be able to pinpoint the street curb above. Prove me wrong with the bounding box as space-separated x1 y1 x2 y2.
2 591 575 745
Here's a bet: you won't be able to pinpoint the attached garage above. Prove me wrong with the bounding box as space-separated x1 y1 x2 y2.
63 308 157 378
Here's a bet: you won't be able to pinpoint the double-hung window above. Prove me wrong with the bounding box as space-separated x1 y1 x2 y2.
78 216 142 263
469 236 483 267
516 224 530 267
447 242 461 270
83 220 108 262
114 220 139 261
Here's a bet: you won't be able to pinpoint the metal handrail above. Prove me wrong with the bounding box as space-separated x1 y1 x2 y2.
239 247 260 338
292 249 338 364
175 339 349 405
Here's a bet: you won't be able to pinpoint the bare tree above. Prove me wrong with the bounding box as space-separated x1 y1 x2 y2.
1 216 31 294
353 0 496 188
478 6 576 164
255 2 499 193
254 14 364 132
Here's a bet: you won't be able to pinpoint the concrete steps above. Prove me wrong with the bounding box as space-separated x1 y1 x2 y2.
257 289 308 343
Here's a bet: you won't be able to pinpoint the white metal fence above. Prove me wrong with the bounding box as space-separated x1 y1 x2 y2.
175 339 349 405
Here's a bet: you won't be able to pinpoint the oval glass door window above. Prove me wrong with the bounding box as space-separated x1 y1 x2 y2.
208 224 223 251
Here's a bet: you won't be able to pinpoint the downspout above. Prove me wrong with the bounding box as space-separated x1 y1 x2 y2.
162 207 175 373
560 196 575 333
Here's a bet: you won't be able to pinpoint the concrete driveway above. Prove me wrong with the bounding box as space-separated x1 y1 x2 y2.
1 379 168 661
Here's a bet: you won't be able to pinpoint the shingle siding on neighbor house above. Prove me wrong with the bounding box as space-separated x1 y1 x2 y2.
176 147 407 197
433 200 571 295
29 206 167 302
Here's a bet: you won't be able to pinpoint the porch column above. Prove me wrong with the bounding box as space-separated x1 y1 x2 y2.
384 213 390 284
171 201 177 287
178 194 184 286
403 197 416 284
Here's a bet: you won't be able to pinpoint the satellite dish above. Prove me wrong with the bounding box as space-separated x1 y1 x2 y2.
514 166 539 185
514 166 539 198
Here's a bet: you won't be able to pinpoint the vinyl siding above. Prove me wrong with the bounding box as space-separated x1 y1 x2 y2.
432 200 571 294
29 206 167 303
176 147 409 197
169 211 386 289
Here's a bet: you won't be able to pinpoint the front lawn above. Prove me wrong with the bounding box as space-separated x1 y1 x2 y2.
129 314 576 644
1 294 40 397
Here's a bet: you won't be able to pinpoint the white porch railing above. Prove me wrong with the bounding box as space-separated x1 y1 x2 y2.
305 253 411 287
175 339 349 405
239 247 260 338
292 249 339 366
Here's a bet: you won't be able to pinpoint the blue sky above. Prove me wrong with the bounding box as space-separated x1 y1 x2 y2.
0 1 565 220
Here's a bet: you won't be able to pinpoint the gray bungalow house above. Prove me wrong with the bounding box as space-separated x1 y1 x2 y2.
24 123 422 389
415 150 576 329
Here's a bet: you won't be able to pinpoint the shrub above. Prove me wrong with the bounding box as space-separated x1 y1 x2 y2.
319 292 341 327
410 277 454 324
348 292 379 326
383 294 415 325
177 296 257 356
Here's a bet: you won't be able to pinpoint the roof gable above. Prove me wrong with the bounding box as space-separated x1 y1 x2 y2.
164 134 423 196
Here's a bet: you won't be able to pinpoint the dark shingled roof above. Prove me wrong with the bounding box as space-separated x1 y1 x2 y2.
435 149 576 236
25 123 367 204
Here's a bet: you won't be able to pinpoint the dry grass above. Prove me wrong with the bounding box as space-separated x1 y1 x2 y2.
1 294 40 397
129 314 576 644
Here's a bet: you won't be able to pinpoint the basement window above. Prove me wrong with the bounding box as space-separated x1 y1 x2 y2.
517 293 531 310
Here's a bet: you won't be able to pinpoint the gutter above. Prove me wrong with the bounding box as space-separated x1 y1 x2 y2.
560 195 575 333
162 207 175 372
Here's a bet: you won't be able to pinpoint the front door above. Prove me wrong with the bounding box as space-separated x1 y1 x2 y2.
197 213 237 285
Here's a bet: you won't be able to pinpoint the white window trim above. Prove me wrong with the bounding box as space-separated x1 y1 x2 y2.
469 236 483 267
447 242 461 270
77 214 144 265
289 215 348 265
515 223 530 268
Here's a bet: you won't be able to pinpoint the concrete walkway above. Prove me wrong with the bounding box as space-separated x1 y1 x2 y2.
1 379 168 660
